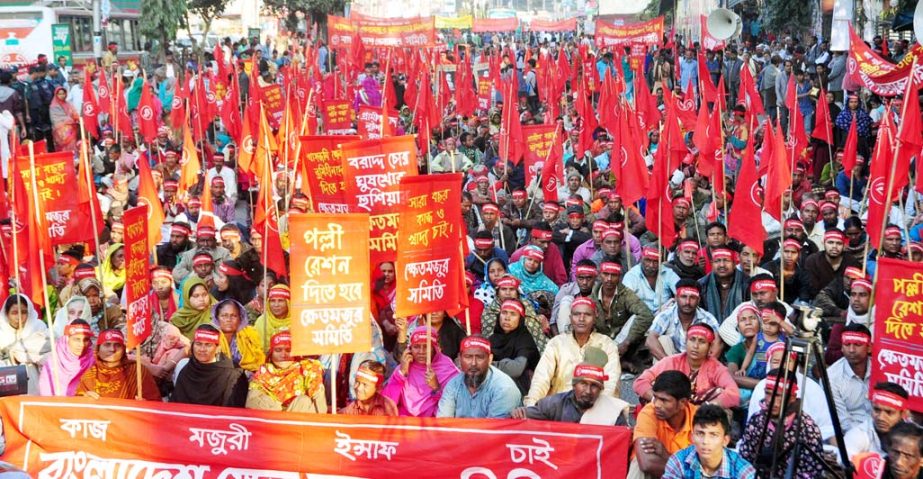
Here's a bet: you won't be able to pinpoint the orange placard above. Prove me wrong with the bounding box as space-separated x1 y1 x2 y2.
322 99 352 134
288 213 371 356
0 396 631 478
594 17 664 48
15 151 95 246
522 124 557 187
122 205 151 349
356 106 400 140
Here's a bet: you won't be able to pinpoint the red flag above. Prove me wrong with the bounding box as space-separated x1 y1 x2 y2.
811 88 833 144
236 112 255 175
253 158 287 280
499 78 524 164
842 113 859 175
115 92 133 140
697 50 717 103
540 128 564 203
727 129 765 255
81 69 99 138
219 70 242 141
763 121 792 221
635 75 661 132
170 81 188 132
645 144 676 248
897 72 922 194
136 156 166 249
738 66 765 117
784 73 796 111
867 113 895 249
96 68 112 116
179 126 201 196
137 80 159 143
617 105 650 205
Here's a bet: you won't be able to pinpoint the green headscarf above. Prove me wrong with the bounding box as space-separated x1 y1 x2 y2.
171 277 215 340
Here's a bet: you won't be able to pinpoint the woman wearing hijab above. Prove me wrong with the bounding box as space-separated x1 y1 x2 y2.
212 259 257 306
49 86 79 152
246 331 326 412
51 295 92 338
341 360 398 416
171 324 249 407
171 277 215 340
212 299 264 373
38 320 94 396
381 327 460 417
474 258 508 307
372 262 397 350
99 243 126 302
508 246 559 297
77 278 122 333
396 310 467 361
489 299 540 395
253 285 291 351
149 267 178 325
0 295 50 395
76 329 161 400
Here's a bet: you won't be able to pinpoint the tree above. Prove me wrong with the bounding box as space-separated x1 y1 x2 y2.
188 0 231 44
262 0 346 38
764 0 814 37
139 0 187 60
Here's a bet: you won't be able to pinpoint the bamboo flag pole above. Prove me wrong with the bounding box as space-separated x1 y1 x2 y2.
27 141 62 396
287 88 316 212
78 117 105 264
8 129 20 294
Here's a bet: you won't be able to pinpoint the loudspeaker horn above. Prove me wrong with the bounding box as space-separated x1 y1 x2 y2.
707 8 742 41
915 0 923 46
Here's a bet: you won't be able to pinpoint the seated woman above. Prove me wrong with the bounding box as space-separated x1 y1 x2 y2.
211 259 257 306
381 327 460 417
246 331 326 413
100 243 126 303
212 299 264 373
171 324 249 407
136 318 189 398
473 258 508 307
394 310 467 361
171 277 216 340
0 294 50 395
39 320 94 396
726 305 777 405
77 278 122 333
489 299 540 395
253 285 291 351
341 360 398 416
76 329 161 400
480 275 548 352
51 295 92 338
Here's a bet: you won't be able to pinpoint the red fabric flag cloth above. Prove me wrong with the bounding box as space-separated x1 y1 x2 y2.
96 68 112 116
842 113 859 176
812 88 833 144
618 106 651 205
738 66 765 117
867 113 896 249
727 129 766 255
635 75 661 132
136 157 165 249
645 145 677 248
179 126 201 196
170 81 188 132
784 74 797 111
253 164 287 280
697 50 717 104
499 78 524 164
763 121 793 221
116 93 133 140
218 72 242 141
897 75 922 194
540 127 564 203
81 69 99 138
137 80 160 143
674 88 698 131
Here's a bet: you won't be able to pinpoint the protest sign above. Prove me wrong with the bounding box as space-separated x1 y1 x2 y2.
522 124 557 188
15 152 95 246
356 106 400 140
595 17 664 48
289 213 371 355
322 99 353 134
328 15 435 48
299 135 359 213
121 205 151 349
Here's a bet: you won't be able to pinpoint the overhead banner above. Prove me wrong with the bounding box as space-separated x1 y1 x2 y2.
594 17 664 48
528 18 577 32
289 213 372 356
473 17 520 33
299 135 359 214
844 24 923 97
328 15 436 48
700 15 727 52
0 396 630 478
122 205 151 350
395 174 465 318
340 135 418 266
435 15 473 29
871 257 923 412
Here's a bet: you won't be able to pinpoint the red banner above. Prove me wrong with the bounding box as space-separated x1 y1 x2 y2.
871 257 923 412
16 152 94 246
328 15 436 48
473 17 520 33
395 174 464 318
595 17 664 48
700 15 727 52
122 205 151 349
845 24 923 97
322 99 353 135
357 106 400 140
476 64 492 110
261 83 285 128
288 213 372 355
528 18 577 32
0 396 630 478
341 136 418 266
300 135 359 213
522 124 557 188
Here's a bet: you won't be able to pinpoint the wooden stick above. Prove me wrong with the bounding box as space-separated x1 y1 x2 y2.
8 130 20 294
78 116 105 262
426 313 432 367
134 345 143 400
330 354 338 415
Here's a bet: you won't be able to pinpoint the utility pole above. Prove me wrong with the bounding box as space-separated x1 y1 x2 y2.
92 0 102 63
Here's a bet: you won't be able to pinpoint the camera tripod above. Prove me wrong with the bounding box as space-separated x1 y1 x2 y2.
753 331 854 479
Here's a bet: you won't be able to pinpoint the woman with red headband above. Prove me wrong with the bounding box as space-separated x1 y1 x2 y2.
39 319 94 396
76 329 160 400
489 299 540 395
254 284 292 351
247 331 326 413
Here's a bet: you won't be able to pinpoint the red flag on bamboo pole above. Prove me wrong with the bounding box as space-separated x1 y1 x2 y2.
81 69 99 138
811 88 833 144
179 126 201 196
727 129 765 255
137 79 159 143
867 112 895 250
136 157 165 249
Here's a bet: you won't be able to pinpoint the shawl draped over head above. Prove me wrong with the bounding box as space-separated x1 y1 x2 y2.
100 243 126 298
249 358 324 407
253 285 291 351
52 295 92 338
0 294 46 351
76 347 161 401
489 313 540 370
508 257 560 296
171 353 249 407
171 278 215 340
151 322 188 366
39 334 95 396
211 299 264 372
702 271 749 321
380 327 460 417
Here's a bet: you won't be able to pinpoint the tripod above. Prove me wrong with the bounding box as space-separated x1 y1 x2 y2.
753 309 854 479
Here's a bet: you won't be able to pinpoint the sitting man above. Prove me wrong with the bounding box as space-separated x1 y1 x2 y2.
828 324 872 433
662 404 757 479
437 336 521 419
646 280 722 361
550 260 598 335
622 246 680 313
635 324 740 408
880 422 923 479
845 382 911 459
630 371 697 478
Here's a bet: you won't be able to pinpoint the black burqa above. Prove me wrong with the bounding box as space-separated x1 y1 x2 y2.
171 354 249 407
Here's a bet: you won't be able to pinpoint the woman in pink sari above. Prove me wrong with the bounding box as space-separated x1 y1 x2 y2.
39 320 95 396
49 87 79 152
380 327 459 417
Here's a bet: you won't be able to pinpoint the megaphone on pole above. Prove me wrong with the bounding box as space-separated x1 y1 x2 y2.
707 8 742 41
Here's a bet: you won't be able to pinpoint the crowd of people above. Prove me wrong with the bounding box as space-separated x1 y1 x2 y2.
0 23 921 479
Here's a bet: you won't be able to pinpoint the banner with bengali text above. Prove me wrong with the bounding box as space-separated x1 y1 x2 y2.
473 17 520 33
299 135 359 214
435 15 473 29
261 84 285 128
328 15 436 48
844 24 923 97
395 174 465 318
871 257 923 412
341 136 418 266
322 99 353 135
476 63 491 110
121 205 151 349
522 124 557 188
594 17 664 48
15 152 95 246
289 213 372 355
0 396 630 478
356 106 400 140
528 18 577 32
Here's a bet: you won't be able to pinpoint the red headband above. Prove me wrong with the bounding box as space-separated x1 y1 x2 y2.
673 198 691 209
523 247 545 262
218 262 245 277
270 332 291 348
641 247 660 261
171 224 192 236
761 308 784 323
73 268 96 281
460 336 492 354
751 279 778 293
196 226 216 238
885 226 902 238
542 203 560 212
871 391 907 410
211 176 225 186
571 297 596 311
844 266 865 280
194 328 221 344
676 286 700 298
152 268 173 281
573 364 608 383
592 220 608 232
574 265 598 277
268 286 291 300
679 240 700 252
512 190 527 199
766 341 788 360
852 279 873 292
193 254 213 267
600 262 621 275
801 200 819 211
500 299 525 317
65 323 93 337
531 229 553 241
602 228 622 241
784 218 804 230
98 329 125 345
356 366 384 385
481 204 500 214
783 239 802 251
687 324 715 342
496 276 521 289
819 201 837 212
737 304 760 319
841 331 871 346
110 222 124 232
474 238 494 249
410 328 439 346
711 249 734 261
765 375 799 396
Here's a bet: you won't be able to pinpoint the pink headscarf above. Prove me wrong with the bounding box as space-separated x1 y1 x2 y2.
38 335 94 396
380 326 460 417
